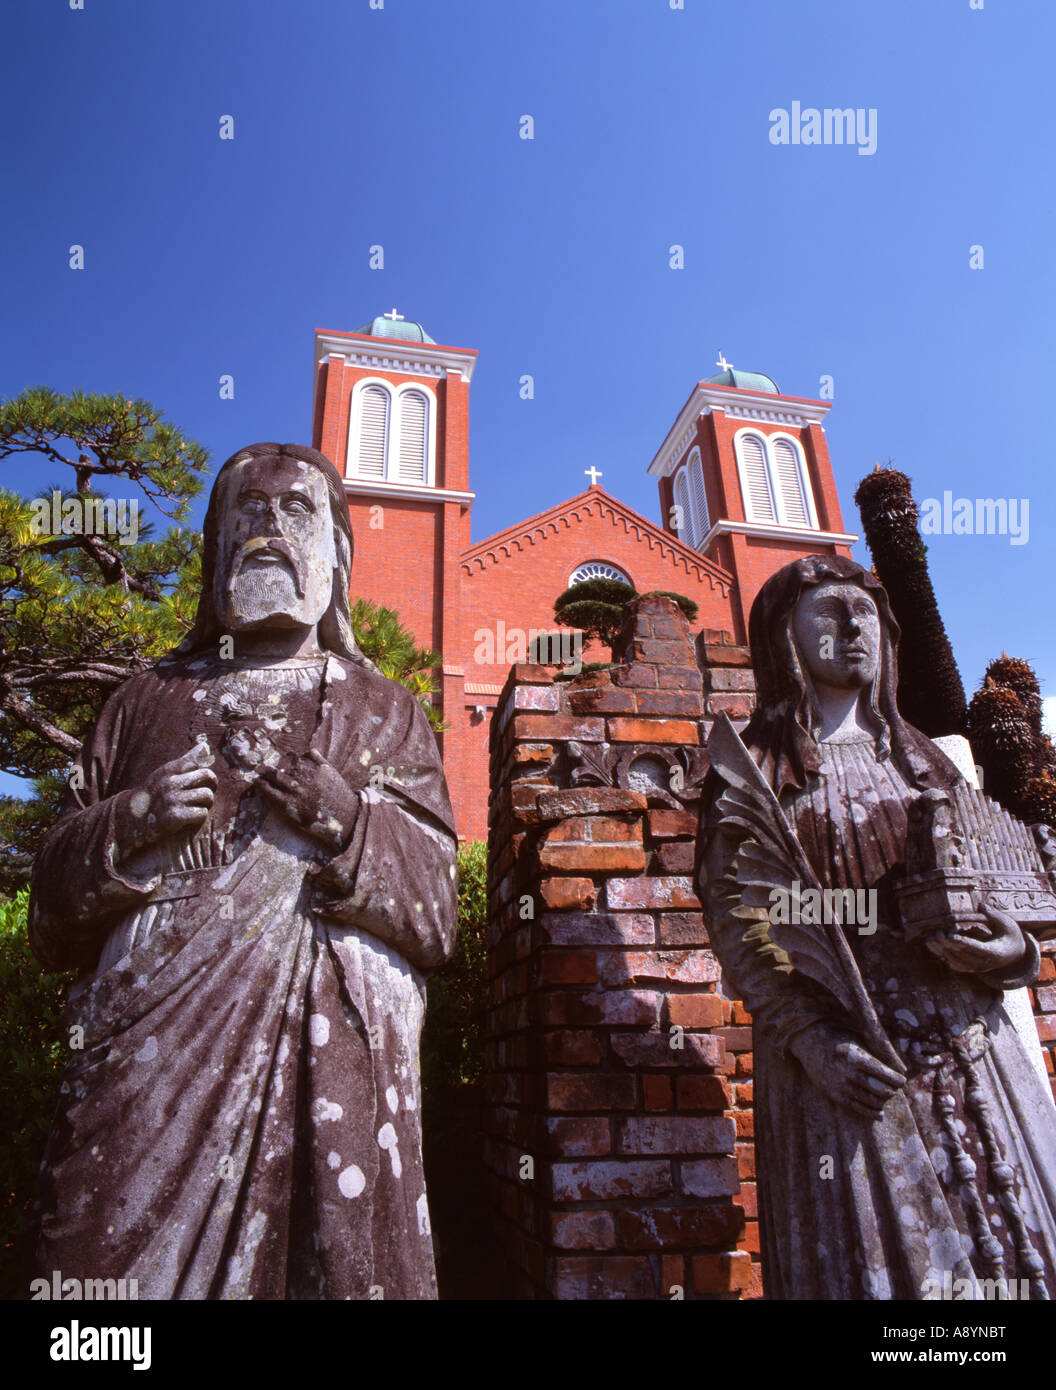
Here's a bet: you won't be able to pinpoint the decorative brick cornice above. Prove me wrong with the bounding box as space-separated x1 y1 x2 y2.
461 488 733 595
647 384 832 480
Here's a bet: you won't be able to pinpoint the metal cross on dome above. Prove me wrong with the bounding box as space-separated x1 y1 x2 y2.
384 308 404 321
584 465 603 486
716 351 733 371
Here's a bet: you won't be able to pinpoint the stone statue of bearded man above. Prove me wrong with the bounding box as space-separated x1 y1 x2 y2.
29 442 457 1300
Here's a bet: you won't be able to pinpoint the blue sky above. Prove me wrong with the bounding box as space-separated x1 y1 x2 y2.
2 0 1054 793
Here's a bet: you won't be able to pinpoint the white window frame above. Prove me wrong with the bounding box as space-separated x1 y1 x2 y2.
684 446 710 545
347 377 437 486
671 468 692 545
568 560 632 587
733 428 818 529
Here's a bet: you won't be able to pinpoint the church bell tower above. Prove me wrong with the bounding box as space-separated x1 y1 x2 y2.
648 355 857 640
311 310 478 680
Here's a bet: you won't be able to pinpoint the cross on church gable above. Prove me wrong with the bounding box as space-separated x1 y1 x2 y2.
584 465 603 486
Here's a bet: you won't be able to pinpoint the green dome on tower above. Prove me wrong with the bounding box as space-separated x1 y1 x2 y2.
357 310 436 344
705 365 779 395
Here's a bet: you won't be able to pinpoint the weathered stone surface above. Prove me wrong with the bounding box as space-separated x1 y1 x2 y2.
537 786 647 821
606 877 701 911
609 1032 725 1069
539 842 646 873
551 1256 655 1301
538 877 597 910
547 1073 637 1112
646 809 697 839
607 717 699 745
616 1116 736 1155
551 1160 673 1202
28 442 456 1301
513 714 605 742
538 912 655 947
618 1205 744 1250
546 1117 611 1157
600 949 721 986
700 554 1056 1302
682 1156 742 1198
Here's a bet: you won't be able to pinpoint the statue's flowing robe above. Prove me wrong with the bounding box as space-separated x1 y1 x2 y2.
702 739 1056 1300
29 652 457 1300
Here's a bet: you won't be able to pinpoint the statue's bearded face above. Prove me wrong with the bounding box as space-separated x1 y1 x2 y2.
790 579 881 691
213 455 337 633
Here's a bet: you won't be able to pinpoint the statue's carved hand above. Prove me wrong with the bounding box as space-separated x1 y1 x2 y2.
257 750 360 851
789 1022 906 1121
114 751 218 860
924 901 1026 974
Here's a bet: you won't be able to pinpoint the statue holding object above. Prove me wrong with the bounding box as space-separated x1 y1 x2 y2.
698 555 1056 1301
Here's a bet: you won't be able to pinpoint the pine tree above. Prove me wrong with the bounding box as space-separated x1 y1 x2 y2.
0 388 209 889
351 598 445 731
853 464 966 737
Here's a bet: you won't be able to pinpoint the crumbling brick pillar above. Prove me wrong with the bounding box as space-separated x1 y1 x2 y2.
483 595 760 1299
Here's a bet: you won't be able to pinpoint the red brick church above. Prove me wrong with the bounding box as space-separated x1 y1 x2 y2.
312 312 857 841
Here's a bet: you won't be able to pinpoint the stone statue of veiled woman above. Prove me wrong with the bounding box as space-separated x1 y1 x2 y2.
698 555 1056 1300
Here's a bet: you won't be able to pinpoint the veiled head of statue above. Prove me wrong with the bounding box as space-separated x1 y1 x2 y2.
177 443 365 661
790 579 882 693
740 555 957 795
751 556 896 738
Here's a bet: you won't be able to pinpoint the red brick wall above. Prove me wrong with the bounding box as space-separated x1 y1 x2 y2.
483 596 762 1298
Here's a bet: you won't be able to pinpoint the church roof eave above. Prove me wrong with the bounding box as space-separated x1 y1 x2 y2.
460 486 734 594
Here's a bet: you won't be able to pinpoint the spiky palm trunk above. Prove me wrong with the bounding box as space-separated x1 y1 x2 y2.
853 466 966 737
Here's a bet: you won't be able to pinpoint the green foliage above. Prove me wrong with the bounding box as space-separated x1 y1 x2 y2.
351 597 446 732
553 576 699 659
0 891 75 1300
554 578 635 653
421 840 487 1097
0 388 210 885
553 577 636 612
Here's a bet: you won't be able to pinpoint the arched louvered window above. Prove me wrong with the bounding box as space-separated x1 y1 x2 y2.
734 430 818 529
686 447 710 542
771 437 811 526
397 390 428 483
347 380 436 484
672 469 691 543
737 432 776 522
354 384 389 479
569 561 630 586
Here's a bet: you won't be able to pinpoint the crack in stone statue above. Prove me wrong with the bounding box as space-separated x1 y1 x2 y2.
28 443 457 1300
698 555 1056 1301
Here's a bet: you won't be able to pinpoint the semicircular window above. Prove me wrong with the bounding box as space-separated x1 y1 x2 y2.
569 561 630 587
